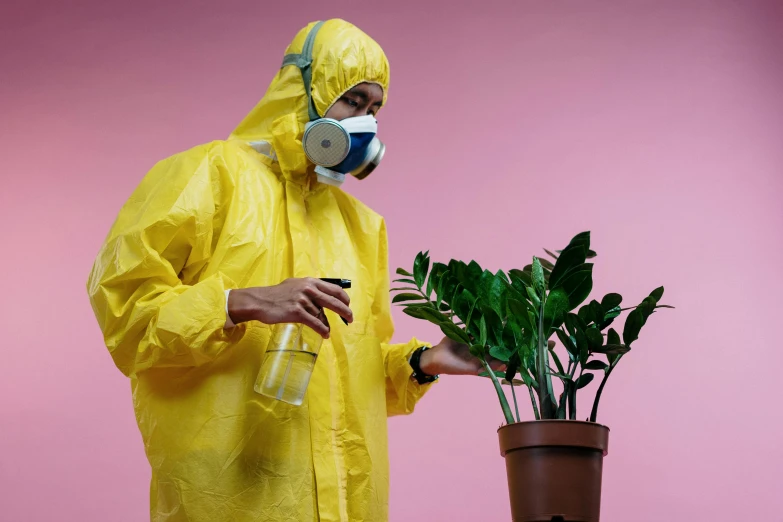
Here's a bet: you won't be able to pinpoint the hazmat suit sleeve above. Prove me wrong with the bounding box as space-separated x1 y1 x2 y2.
374 219 434 416
86 144 246 378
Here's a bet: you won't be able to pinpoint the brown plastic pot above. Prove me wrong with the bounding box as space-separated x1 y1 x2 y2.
498 420 610 522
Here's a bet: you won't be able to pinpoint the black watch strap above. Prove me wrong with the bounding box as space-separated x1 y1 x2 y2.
409 346 438 384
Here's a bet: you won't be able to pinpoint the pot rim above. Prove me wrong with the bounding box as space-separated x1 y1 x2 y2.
497 419 610 456
497 419 610 432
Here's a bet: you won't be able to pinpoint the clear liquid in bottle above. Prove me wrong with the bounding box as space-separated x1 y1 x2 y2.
254 323 322 406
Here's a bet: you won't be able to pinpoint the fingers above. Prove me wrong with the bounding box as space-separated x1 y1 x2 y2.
294 289 330 338
297 293 322 319
314 279 351 306
295 306 331 338
306 281 353 324
488 358 508 373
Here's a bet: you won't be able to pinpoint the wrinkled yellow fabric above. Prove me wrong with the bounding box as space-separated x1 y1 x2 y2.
87 19 432 522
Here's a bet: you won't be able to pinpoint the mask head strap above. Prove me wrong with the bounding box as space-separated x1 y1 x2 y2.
281 21 326 122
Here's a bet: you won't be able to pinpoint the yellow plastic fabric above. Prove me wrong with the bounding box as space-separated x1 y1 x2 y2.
87 19 432 522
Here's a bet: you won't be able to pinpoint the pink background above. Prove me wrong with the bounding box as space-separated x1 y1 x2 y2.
2 1 782 520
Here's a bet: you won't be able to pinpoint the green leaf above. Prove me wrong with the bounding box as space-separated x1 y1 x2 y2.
574 328 589 364
586 328 603 351
479 270 507 318
526 286 541 308
607 328 621 346
469 344 485 358
549 242 588 289
393 278 417 285
392 293 425 304
638 296 657 320
390 287 417 292
558 264 594 310
413 251 430 289
434 270 448 310
585 249 597 259
538 257 555 271
453 288 476 323
402 304 447 324
489 345 513 362
517 366 537 387
507 299 533 331
603 306 622 321
439 275 460 310
549 347 566 376
650 286 664 302
479 370 525 386
426 262 448 299
623 308 644 345
482 308 504 347
564 313 580 337
448 260 482 295
556 328 578 357
402 306 432 321
568 231 591 250
544 248 559 260
440 321 471 344
601 293 623 311
593 344 631 355
578 303 593 324
544 288 570 331
508 269 532 288
464 298 479 332
584 360 608 370
466 261 483 289
589 300 604 326
576 372 595 389
479 315 487 347
532 257 546 296
505 352 521 382
466 308 484 342
656 304 675 309
503 320 520 349
396 268 413 277
519 330 537 371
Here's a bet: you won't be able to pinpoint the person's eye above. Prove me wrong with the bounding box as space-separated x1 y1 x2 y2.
344 98 359 108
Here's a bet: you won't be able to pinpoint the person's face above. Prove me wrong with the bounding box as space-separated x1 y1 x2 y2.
324 82 384 121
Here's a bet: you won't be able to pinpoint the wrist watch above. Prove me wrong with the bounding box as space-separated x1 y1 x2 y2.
409 346 438 385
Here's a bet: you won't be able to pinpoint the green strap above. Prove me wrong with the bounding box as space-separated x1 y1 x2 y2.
281 21 325 121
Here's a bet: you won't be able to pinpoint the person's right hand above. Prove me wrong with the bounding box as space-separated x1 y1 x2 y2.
227 278 353 338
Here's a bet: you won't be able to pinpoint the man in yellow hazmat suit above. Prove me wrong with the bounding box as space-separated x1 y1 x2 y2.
87 19 497 522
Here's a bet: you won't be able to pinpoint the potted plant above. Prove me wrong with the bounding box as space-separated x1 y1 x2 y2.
391 231 671 521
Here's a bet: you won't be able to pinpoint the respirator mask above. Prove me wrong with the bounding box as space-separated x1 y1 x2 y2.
302 115 385 186
281 21 385 187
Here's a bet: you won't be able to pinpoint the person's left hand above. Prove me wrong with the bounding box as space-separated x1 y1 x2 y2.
418 336 507 376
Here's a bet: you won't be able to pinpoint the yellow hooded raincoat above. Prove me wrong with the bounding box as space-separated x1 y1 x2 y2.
87 19 432 522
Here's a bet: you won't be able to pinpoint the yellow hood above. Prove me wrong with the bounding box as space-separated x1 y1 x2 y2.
229 19 390 181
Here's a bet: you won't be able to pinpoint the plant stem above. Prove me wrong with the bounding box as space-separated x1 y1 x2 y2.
556 383 568 419
481 358 515 424
510 380 520 422
589 355 623 422
570 367 583 420
527 385 541 420
536 300 556 419
550 348 565 376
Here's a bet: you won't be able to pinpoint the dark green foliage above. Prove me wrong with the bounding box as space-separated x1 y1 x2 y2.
391 231 671 424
